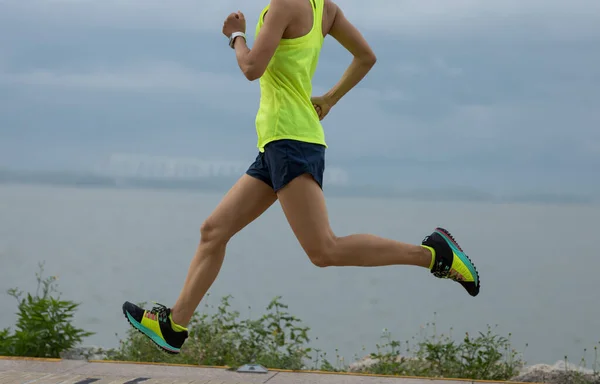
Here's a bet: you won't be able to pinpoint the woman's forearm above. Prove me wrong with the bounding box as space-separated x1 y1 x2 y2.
325 56 376 105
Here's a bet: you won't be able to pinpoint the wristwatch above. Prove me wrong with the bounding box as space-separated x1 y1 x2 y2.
229 31 246 49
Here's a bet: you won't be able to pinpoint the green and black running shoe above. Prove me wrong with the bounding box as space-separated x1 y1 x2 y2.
422 227 480 297
122 301 189 354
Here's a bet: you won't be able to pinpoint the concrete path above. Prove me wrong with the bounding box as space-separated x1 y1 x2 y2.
0 357 532 384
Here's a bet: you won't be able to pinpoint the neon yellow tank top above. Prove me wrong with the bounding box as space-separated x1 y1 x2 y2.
254 0 326 152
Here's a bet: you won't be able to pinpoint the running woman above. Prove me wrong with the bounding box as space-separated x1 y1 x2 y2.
122 0 481 354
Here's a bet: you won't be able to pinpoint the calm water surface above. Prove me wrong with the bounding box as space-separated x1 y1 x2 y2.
0 184 598 365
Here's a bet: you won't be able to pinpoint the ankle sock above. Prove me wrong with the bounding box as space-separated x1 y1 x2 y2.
421 245 436 270
169 313 188 332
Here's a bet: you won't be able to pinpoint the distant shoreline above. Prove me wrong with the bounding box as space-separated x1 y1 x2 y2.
0 168 596 205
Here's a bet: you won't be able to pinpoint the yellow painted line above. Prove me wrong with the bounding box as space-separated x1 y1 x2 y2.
261 368 540 384
0 356 62 362
89 359 230 370
90 359 541 384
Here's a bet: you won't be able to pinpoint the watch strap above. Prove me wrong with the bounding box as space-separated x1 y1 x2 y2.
229 31 246 49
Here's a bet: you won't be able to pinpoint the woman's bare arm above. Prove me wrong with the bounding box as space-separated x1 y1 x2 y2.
323 1 377 106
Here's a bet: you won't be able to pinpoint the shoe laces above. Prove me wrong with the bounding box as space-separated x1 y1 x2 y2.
149 302 170 322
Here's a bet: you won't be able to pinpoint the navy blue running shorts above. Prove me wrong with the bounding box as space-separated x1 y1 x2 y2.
246 139 326 192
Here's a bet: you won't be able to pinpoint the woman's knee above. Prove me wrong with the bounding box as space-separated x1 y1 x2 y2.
200 218 231 247
304 235 338 268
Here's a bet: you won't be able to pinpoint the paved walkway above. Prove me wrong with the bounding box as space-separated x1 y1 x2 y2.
0 357 531 384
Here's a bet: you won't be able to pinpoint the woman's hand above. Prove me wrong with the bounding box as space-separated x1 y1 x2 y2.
310 95 334 121
222 11 246 38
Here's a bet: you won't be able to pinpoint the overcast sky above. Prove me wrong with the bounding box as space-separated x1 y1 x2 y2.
1 0 599 194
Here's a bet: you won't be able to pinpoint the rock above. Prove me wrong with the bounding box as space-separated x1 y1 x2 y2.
511 360 600 384
348 356 379 372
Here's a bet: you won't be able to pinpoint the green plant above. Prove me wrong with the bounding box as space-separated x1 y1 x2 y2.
309 347 346 372
108 294 312 370
358 321 524 381
0 327 13 355
109 297 530 381
0 262 94 358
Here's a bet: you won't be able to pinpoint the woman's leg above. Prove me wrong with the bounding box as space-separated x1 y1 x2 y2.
276 173 480 297
170 174 277 326
276 174 432 268
122 170 279 354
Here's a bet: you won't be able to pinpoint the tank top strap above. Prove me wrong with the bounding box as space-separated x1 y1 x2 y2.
311 0 324 38
257 0 324 38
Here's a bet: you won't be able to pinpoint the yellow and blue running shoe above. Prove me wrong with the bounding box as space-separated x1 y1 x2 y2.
422 227 480 297
122 301 188 354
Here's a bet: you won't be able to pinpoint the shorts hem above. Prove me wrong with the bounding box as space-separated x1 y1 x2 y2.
246 169 273 189
273 170 323 193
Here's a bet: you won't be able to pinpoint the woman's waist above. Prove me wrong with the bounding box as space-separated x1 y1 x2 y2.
256 101 321 129
257 98 316 119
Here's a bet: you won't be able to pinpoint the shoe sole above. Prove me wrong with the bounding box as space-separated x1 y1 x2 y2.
122 305 180 355
434 227 481 290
